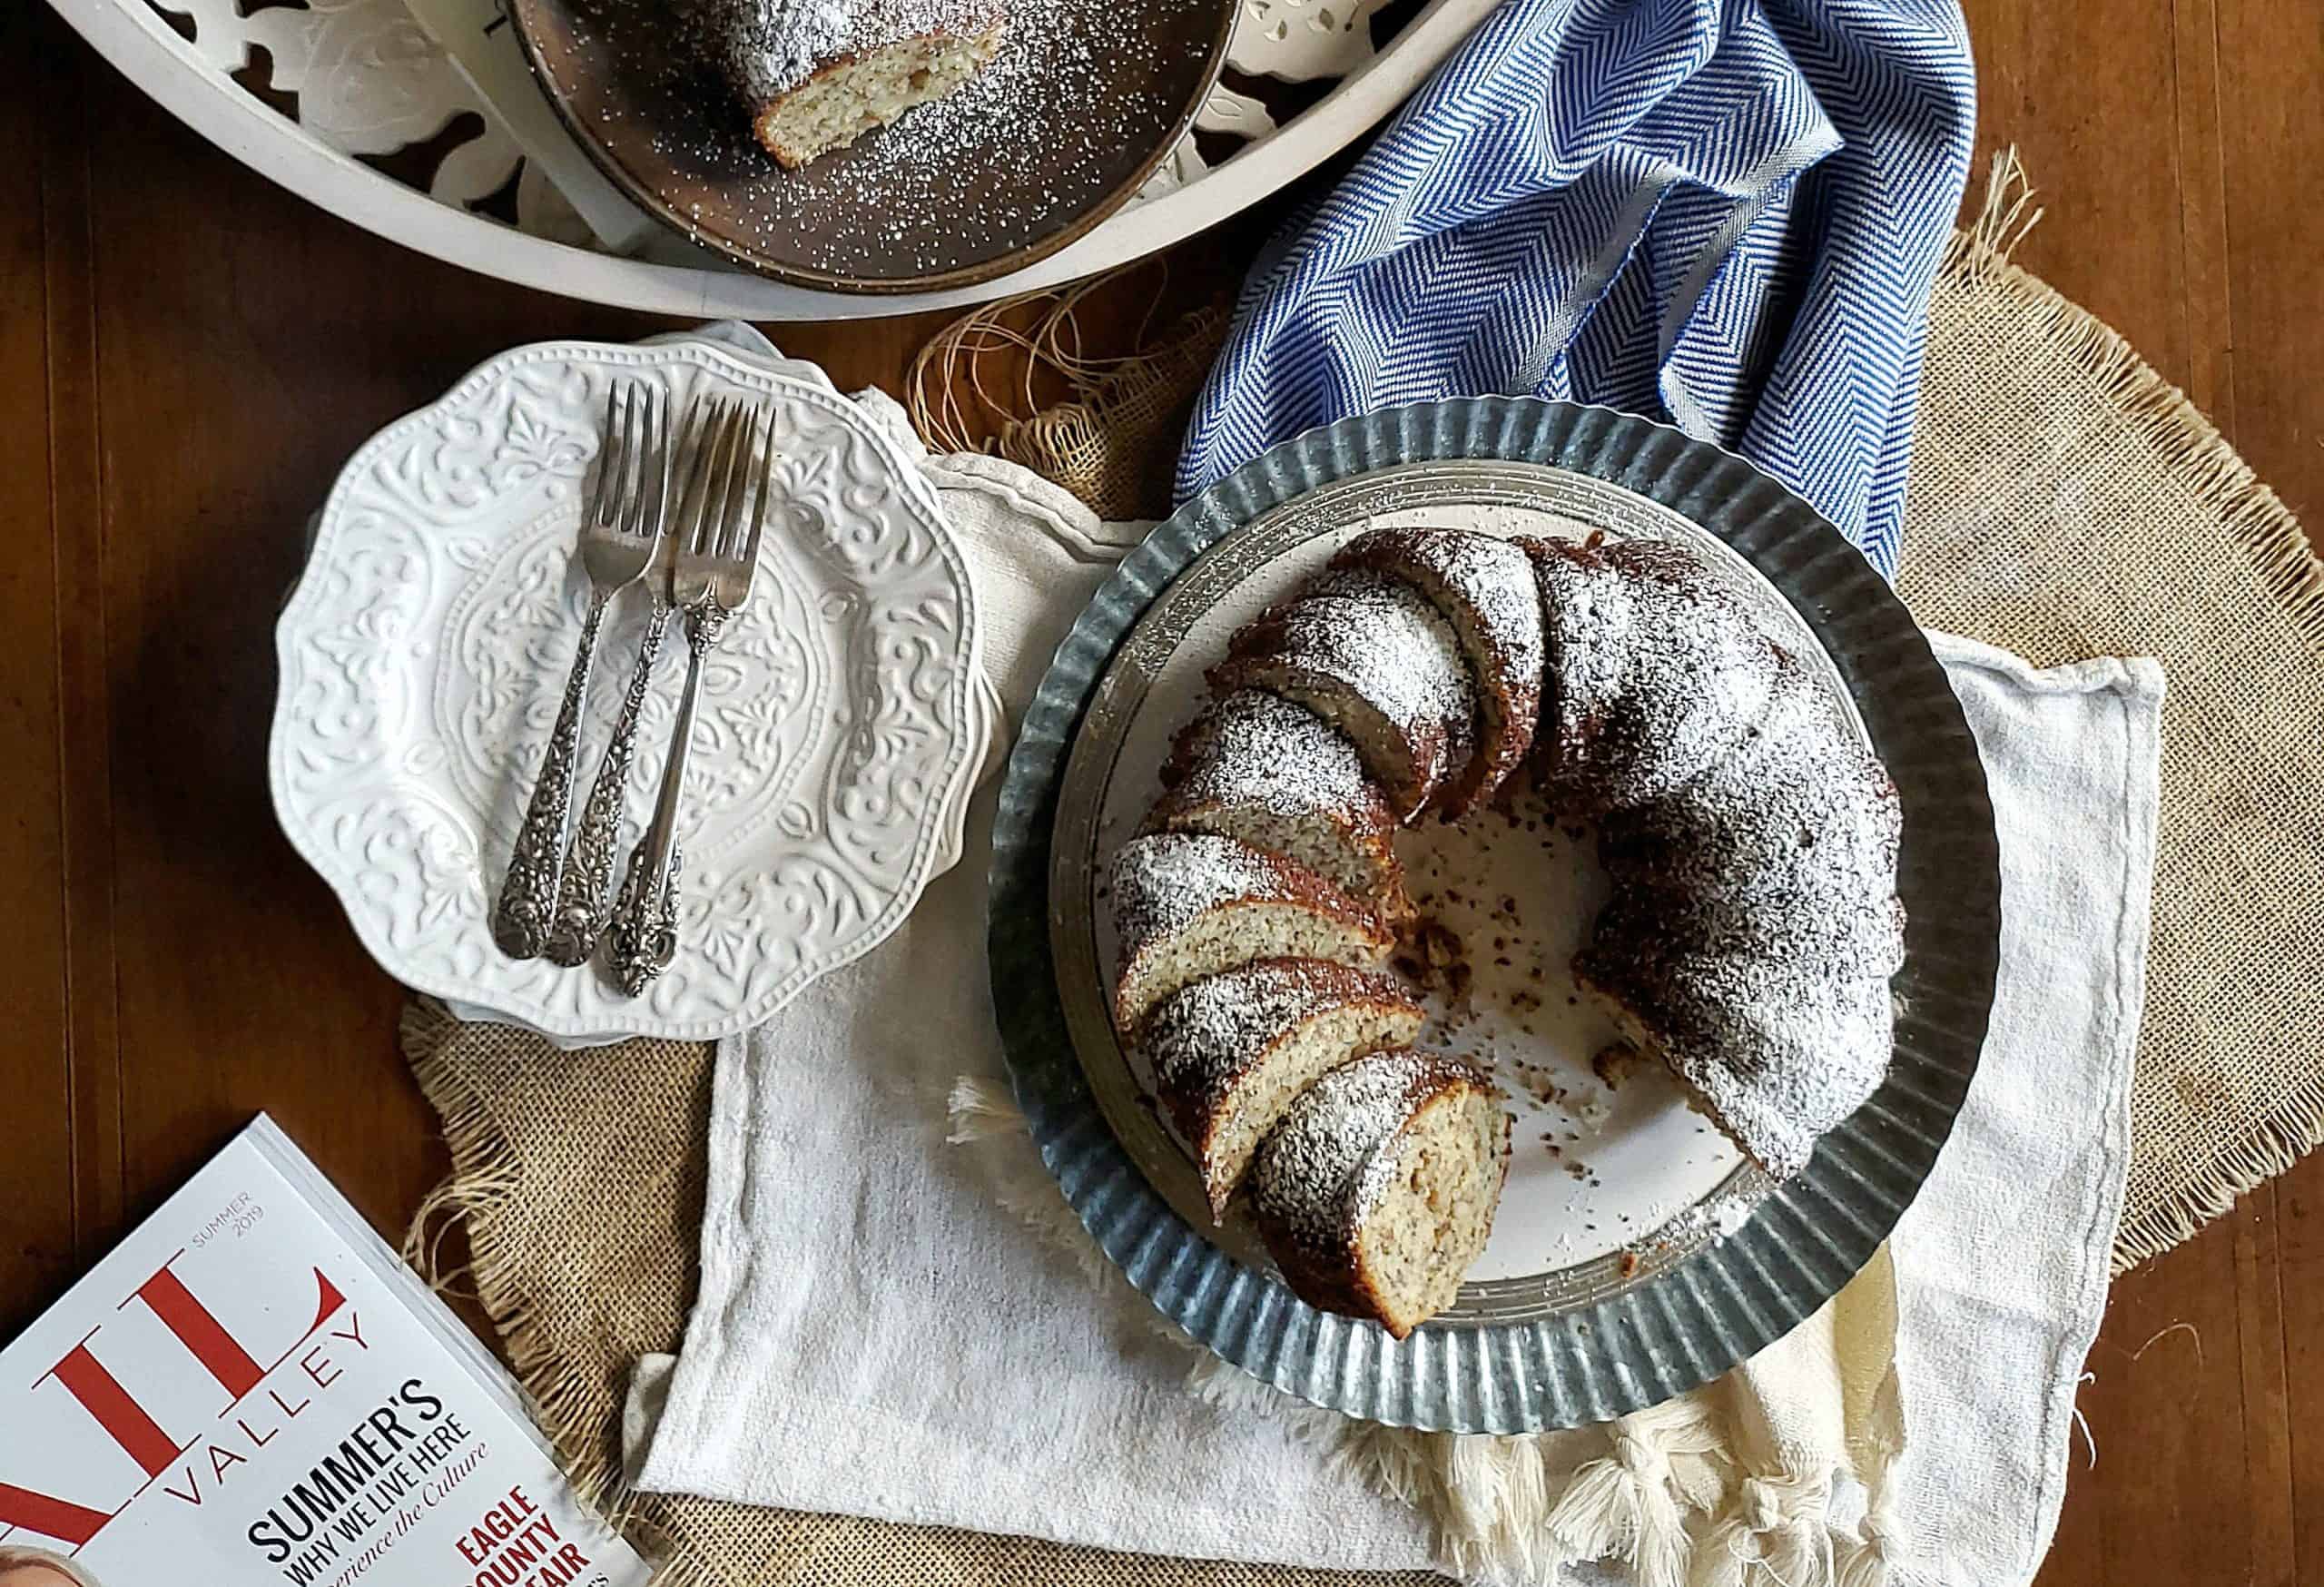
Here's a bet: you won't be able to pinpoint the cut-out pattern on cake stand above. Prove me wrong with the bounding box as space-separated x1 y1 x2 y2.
67 0 1491 315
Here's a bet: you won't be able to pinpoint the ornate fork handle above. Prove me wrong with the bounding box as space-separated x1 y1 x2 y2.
492 589 611 960
544 599 673 967
606 604 730 996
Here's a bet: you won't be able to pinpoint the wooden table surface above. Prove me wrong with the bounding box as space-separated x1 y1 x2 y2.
7 1 2319 1580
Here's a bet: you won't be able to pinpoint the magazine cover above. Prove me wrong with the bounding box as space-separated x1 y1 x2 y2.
0 1117 652 1587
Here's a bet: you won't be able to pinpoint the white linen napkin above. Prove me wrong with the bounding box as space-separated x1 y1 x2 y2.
623 386 2162 1586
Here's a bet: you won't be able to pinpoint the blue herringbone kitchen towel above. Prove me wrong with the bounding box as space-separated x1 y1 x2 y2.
1178 0 1974 577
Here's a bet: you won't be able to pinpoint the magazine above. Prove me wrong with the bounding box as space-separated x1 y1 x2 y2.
0 1116 652 1587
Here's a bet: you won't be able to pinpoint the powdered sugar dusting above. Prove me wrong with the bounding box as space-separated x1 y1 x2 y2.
1529 537 1787 810
1252 1050 1486 1254
1582 938 1896 1179
1218 569 1477 810
1334 527 1545 805
1145 959 1413 1109
1335 527 1546 695
1107 833 1305 951
1165 690 1383 823
687 0 852 97
1101 832 1366 957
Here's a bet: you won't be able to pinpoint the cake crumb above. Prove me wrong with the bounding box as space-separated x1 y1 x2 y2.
1591 1040 1643 1089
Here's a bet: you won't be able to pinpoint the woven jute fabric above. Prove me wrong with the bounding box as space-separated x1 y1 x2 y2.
402 168 2323 1584
1895 169 2324 1268
401 1003 1440 1587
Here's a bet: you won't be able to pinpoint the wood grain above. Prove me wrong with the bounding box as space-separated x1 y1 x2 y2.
6 1 2319 1579
0 4 76 1327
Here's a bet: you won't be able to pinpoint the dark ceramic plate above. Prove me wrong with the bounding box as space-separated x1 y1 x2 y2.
988 399 2002 1432
507 0 1236 293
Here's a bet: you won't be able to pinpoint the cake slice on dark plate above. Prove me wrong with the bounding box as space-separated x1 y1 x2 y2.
694 0 1008 170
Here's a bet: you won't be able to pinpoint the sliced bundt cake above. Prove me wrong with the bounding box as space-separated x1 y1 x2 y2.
1149 690 1410 917
1330 527 1544 813
1108 833 1394 1035
1250 1049 1511 1338
1118 515 1908 1337
1144 959 1424 1219
1520 535 1787 812
1210 569 1475 822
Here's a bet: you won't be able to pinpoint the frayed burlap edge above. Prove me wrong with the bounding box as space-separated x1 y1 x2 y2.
1942 158 2324 652
1935 153 2324 1272
400 1001 719 1586
400 1004 617 1496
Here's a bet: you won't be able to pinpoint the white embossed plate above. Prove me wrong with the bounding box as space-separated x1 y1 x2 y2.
271 337 984 1040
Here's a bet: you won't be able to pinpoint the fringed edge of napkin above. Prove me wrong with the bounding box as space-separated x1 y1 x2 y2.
948 1075 1899 1587
1947 151 2324 1273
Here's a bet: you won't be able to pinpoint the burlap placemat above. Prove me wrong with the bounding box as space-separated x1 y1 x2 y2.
1894 164 2324 1267
401 161 2323 1584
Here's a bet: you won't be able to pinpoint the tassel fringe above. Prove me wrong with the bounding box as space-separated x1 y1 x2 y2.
940 1074 1905 1586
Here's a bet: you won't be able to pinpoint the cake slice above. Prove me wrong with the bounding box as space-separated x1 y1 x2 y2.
1330 527 1544 813
1143 959 1424 1220
1107 833 1394 1035
1250 1049 1511 1338
1148 690 1410 918
696 0 1008 171
1210 571 1475 823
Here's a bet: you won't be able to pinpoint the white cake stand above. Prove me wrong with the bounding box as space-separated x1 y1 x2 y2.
51 0 1492 320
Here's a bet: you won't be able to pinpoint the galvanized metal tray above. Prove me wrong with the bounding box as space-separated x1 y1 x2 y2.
988 399 2000 1433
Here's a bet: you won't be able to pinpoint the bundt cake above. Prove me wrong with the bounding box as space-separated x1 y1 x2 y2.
1144 959 1424 1219
1148 690 1411 917
1575 943 1896 1179
1104 523 1904 1335
1250 1049 1512 1339
1521 536 1788 812
1108 833 1394 1034
1330 527 1543 812
1209 570 1475 822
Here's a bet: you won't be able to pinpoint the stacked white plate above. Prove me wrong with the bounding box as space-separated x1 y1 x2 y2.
271 330 992 1044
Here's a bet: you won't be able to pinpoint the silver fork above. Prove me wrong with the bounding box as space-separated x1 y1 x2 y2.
490 380 672 961
605 399 773 997
543 415 693 968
